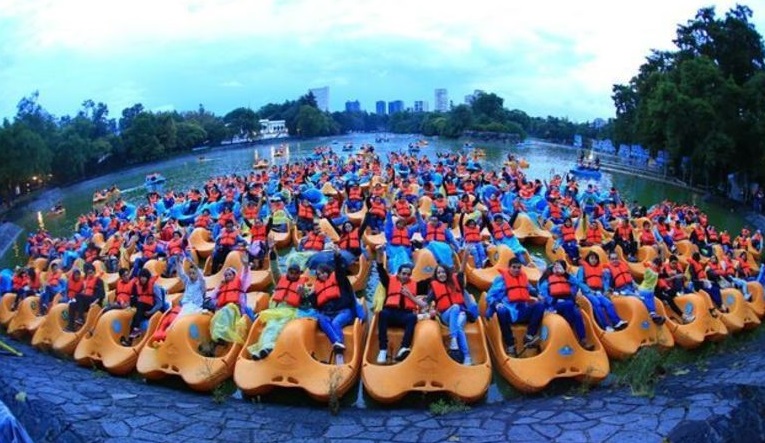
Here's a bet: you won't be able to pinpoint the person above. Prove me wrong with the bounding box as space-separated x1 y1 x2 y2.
459 213 487 268
307 246 358 358
124 268 166 344
130 233 161 278
636 258 665 324
9 267 32 311
613 218 637 262
656 255 695 324
426 249 478 364
327 218 368 258
604 252 665 323
687 252 728 314
66 264 106 332
211 220 244 274
103 268 134 313
152 256 206 342
418 214 460 268
299 221 331 252
247 245 309 360
551 217 580 265
374 243 430 364
486 213 529 264
39 262 65 315
576 251 628 332
485 257 545 356
538 260 596 350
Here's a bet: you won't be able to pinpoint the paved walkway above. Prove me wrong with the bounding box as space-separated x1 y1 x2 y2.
1 330 764 443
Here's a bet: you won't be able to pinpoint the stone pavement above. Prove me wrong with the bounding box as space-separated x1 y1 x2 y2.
1 332 764 443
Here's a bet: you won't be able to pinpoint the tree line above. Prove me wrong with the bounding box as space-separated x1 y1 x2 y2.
0 87 602 203
608 5 765 189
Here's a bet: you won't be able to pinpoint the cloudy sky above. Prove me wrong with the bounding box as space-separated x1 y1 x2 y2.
0 0 763 122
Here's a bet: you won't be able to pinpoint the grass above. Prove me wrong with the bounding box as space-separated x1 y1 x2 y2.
428 398 471 416
211 379 237 404
611 326 765 397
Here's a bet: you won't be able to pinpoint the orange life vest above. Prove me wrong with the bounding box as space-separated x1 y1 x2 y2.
561 225 576 242
488 199 502 214
499 268 530 302
616 225 632 241
395 201 412 218
492 222 514 240
384 277 418 310
142 242 157 259
348 187 362 201
67 277 84 300
607 261 633 288
640 229 655 246
218 230 238 247
298 203 314 220
315 273 342 307
272 276 306 307
46 270 62 288
250 224 267 242
195 215 212 228
463 225 481 243
445 182 457 195
549 204 562 220
431 276 465 313
115 278 134 305
425 224 447 242
167 238 184 255
688 258 706 280
303 232 325 251
391 226 412 247
582 263 604 290
586 227 602 244
369 200 386 218
324 201 341 219
338 230 360 250
547 274 572 298
216 275 242 308
135 276 158 305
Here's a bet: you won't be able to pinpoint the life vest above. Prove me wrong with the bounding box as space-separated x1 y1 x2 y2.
46 270 62 288
348 187 363 201
107 238 122 256
135 276 158 305
720 232 731 246
640 229 656 246
384 277 418 310
142 242 157 259
216 275 242 308
586 227 602 244
688 258 706 280
338 230 360 250
217 211 235 227
431 276 465 313
458 199 474 213
369 200 386 218
657 223 669 237
560 225 576 242
395 201 412 218
445 182 458 196
736 235 750 249
82 275 100 297
707 261 724 279
67 278 84 300
463 181 475 193
616 225 632 241
84 249 98 263
324 201 341 219
672 227 687 241
315 273 342 307
547 274 572 298
12 274 28 292
390 226 412 247
194 215 212 228
499 268 530 302
607 261 633 288
549 204 562 220
582 263 604 290
463 225 481 243
707 228 719 243
242 206 259 220
488 198 502 214
425 224 447 242
298 203 314 220
433 198 447 211
115 278 134 305
693 225 706 242
738 258 752 277
492 222 514 240
272 276 306 307
250 224 267 242
303 232 326 251
218 230 238 247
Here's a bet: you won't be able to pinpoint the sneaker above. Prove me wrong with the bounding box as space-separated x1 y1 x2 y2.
709 308 719 318
650 313 666 325
119 336 132 347
447 348 464 363
523 334 540 348
579 340 596 351
681 313 695 324
334 354 345 366
463 355 473 366
395 347 411 361
614 320 628 331
720 305 730 314
332 342 346 352
605 326 615 333
376 350 388 364
744 293 752 302
505 345 517 357
258 348 272 360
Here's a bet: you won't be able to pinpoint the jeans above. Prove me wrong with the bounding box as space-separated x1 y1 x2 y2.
317 308 354 345
465 242 486 267
584 292 622 328
561 240 580 262
378 308 417 350
130 302 154 331
634 289 658 314
550 299 586 341
439 305 468 355
495 302 544 346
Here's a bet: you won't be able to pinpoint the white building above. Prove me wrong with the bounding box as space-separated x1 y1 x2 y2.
434 88 448 112
464 89 485 105
413 100 429 112
259 119 288 139
309 86 330 112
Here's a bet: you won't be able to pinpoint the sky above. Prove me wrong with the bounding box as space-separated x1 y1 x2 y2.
0 0 763 123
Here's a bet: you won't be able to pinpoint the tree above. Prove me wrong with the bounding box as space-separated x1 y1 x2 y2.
223 107 258 139
122 112 163 161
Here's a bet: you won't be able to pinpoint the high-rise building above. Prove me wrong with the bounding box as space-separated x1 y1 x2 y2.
388 100 404 114
345 100 361 112
434 88 448 112
465 89 486 105
375 100 386 115
309 86 330 112
413 100 429 112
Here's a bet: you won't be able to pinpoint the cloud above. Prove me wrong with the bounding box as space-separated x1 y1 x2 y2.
0 0 762 120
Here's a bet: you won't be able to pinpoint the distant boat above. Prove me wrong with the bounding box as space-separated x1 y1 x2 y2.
144 173 166 191
569 165 602 180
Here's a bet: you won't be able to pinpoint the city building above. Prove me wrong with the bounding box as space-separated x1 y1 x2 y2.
388 100 404 114
375 100 386 115
413 100 429 112
309 86 330 112
434 88 448 112
345 100 361 112
464 89 486 105
259 119 288 139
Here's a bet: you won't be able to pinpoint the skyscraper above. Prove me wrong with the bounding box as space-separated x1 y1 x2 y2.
434 88 448 112
375 100 386 115
413 100 429 112
388 100 404 114
345 100 361 112
309 86 330 112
